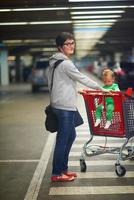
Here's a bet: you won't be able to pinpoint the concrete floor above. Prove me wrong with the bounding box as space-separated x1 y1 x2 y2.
0 84 48 200
0 81 134 200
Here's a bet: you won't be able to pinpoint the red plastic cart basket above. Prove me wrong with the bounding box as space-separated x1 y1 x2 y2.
81 90 125 137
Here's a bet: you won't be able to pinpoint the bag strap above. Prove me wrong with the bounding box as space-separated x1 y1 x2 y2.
50 59 64 91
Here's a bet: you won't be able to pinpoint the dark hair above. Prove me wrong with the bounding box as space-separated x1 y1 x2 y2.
55 32 74 47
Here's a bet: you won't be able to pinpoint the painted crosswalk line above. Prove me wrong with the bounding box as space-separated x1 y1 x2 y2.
0 159 39 163
49 186 134 195
68 160 133 166
76 171 134 178
24 134 56 200
72 143 128 149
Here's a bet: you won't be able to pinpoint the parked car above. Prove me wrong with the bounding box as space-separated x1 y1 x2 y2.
31 59 49 92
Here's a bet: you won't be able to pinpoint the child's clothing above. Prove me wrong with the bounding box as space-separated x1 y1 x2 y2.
95 83 120 128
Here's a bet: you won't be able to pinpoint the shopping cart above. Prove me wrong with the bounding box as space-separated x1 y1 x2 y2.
79 89 134 177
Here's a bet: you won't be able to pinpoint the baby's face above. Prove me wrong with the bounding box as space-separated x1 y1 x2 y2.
103 75 114 86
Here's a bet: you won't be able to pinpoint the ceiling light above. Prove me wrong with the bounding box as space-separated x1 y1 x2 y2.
71 6 128 9
72 15 121 19
0 9 12 12
23 39 45 43
74 22 114 26
0 21 72 26
13 7 69 11
74 25 113 28
0 22 28 25
69 0 124 2
30 21 72 24
29 48 56 52
29 48 44 52
0 7 69 12
3 40 23 43
73 19 117 23
74 27 111 31
71 10 125 15
42 48 57 51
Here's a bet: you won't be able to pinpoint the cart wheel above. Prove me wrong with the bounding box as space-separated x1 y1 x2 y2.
80 159 87 172
115 164 126 177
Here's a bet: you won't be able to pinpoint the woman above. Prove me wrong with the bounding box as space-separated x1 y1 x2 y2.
48 32 108 182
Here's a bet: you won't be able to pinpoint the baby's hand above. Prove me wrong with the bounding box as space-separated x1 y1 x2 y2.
101 88 112 94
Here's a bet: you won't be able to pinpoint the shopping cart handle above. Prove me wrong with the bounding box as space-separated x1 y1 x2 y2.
78 88 133 97
78 89 120 95
125 87 133 96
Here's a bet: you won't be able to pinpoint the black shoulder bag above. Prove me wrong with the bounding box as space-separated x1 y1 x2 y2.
45 60 64 133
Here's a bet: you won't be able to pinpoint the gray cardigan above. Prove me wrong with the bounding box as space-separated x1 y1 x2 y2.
47 52 103 111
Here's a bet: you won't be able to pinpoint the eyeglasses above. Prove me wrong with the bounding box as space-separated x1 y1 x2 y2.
63 42 75 47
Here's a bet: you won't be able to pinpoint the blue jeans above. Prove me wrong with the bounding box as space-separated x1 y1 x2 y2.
52 108 76 175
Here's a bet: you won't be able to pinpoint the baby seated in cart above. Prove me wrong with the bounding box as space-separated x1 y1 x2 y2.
94 69 120 129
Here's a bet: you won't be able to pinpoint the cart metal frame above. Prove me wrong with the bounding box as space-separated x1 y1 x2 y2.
80 90 134 176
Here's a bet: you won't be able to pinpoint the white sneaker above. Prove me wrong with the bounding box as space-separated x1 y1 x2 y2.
104 121 111 129
94 119 101 127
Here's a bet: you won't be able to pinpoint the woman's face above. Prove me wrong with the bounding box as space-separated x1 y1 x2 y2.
59 39 75 57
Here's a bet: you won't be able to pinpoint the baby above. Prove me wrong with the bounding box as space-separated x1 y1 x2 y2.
94 69 120 129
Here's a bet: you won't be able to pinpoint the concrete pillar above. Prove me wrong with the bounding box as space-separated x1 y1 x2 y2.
15 55 21 82
0 49 9 85
132 47 134 62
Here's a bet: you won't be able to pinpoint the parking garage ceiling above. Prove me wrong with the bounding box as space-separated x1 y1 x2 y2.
0 0 134 58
